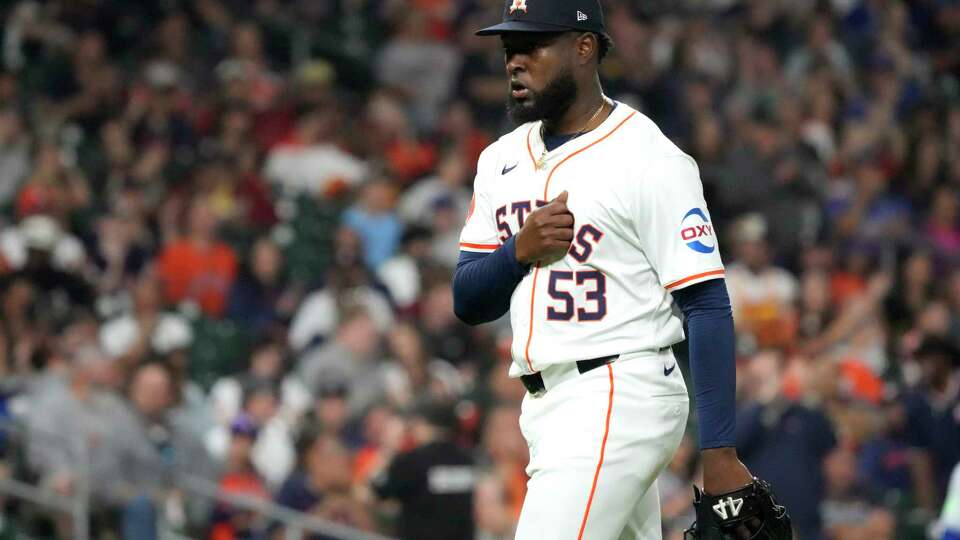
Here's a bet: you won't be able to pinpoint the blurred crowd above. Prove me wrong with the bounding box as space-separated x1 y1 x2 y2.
0 0 956 539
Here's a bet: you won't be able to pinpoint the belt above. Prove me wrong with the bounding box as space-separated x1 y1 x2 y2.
520 354 619 397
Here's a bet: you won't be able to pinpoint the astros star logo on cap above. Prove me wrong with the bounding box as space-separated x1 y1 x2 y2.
509 0 528 14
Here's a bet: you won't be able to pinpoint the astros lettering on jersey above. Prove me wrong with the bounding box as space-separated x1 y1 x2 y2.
459 102 724 378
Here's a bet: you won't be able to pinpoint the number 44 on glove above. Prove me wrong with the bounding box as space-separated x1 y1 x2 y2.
684 478 794 540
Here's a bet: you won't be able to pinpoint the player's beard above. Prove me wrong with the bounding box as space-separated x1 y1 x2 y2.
507 66 578 126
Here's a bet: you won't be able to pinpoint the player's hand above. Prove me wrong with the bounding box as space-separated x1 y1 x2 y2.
701 448 754 495
685 475 793 539
515 190 574 265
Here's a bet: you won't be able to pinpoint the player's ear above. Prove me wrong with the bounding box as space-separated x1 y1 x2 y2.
574 32 597 66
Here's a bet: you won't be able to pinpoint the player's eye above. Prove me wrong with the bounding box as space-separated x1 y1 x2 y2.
504 43 536 57
503 33 562 57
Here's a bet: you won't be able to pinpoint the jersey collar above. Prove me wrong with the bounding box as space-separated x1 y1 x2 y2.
526 101 629 172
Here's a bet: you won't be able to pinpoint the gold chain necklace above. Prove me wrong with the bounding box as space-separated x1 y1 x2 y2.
537 95 608 170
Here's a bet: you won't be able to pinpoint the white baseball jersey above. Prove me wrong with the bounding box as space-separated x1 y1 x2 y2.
941 462 960 537
459 102 724 377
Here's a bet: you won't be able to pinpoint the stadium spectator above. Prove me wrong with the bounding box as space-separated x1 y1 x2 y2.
206 377 295 489
478 404 527 523
725 214 798 352
381 323 462 411
805 267 893 374
434 100 492 176
0 107 28 206
474 472 517 540
658 436 699 539
821 446 896 540
287 227 395 352
99 271 193 371
342 178 402 271
785 14 855 90
157 195 238 317
797 269 836 343
209 415 271 540
375 10 460 130
736 350 837 540
123 361 216 514
903 337 960 509
263 103 367 199
857 391 915 500
227 236 301 335
6 196 78 259
352 404 407 492
208 337 310 430
307 379 353 445
274 431 374 537
0 214 93 325
363 91 437 183
418 276 486 368
296 306 384 418
427 194 464 269
88 190 155 295
925 186 960 259
377 225 433 313
372 400 475 540
223 22 283 112
397 148 470 229
128 61 194 155
26 337 127 504
831 155 913 247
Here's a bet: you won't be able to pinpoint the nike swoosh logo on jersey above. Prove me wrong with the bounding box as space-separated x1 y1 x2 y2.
502 162 518 175
664 363 677 377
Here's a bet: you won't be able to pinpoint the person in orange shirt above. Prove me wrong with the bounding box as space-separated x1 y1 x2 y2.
481 405 528 521
158 195 238 317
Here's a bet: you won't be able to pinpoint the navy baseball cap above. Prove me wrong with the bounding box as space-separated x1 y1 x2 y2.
477 0 605 36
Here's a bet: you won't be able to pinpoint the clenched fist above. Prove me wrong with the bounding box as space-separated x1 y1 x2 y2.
515 191 575 265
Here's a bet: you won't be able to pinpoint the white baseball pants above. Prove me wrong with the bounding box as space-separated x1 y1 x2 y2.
515 348 689 540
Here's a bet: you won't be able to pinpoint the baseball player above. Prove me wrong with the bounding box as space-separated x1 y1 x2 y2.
452 1 792 539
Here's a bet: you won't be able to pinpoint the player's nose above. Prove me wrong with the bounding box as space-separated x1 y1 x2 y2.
505 53 527 75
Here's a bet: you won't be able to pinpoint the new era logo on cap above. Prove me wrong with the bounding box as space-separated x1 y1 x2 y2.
577 11 588 21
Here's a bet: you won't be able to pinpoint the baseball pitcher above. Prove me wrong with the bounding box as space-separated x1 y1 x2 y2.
453 1 793 539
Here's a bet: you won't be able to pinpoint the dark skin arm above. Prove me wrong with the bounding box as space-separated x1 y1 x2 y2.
702 448 754 495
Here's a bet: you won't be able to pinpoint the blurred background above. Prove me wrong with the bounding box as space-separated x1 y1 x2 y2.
0 0 956 539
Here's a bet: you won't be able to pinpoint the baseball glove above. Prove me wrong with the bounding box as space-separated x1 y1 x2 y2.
684 478 793 540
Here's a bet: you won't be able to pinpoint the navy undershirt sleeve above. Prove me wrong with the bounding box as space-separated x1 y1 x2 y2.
453 236 529 325
671 278 737 450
